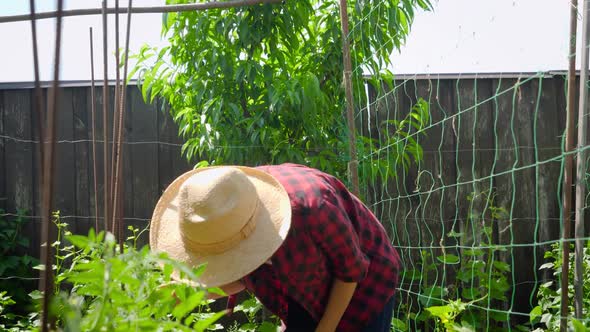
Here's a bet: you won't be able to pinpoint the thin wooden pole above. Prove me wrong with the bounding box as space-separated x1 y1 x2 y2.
113 0 133 253
574 0 590 320
338 0 359 196
40 0 65 330
29 0 44 193
561 1 578 330
90 27 100 232
102 0 111 233
0 0 283 23
110 0 121 234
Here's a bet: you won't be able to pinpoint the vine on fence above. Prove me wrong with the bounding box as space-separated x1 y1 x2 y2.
396 192 520 332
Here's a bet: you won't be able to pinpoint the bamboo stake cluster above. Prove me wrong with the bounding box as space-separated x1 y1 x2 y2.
33 0 65 330
26 0 285 329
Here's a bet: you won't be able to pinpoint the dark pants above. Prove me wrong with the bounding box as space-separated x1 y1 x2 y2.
285 296 395 332
361 296 395 332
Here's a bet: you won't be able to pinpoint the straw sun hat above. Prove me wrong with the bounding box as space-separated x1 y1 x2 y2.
150 166 291 288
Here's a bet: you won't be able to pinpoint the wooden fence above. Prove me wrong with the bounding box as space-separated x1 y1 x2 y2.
0 85 191 258
0 74 584 320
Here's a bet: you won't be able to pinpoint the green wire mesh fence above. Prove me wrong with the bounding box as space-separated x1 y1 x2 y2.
355 72 590 330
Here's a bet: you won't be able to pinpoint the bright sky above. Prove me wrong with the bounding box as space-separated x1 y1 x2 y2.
0 0 582 82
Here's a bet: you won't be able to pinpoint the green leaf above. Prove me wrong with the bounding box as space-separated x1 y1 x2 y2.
461 287 480 300
437 254 460 265
66 234 90 249
391 318 407 331
29 290 43 300
257 321 279 332
402 269 422 282
539 262 554 270
192 311 226 331
194 160 210 169
162 12 177 35
493 260 511 272
418 289 446 307
172 291 205 319
239 322 257 331
463 249 484 257
141 74 154 103
447 230 464 238
206 287 226 297
572 319 587 332
426 305 454 320
423 286 448 299
529 305 542 324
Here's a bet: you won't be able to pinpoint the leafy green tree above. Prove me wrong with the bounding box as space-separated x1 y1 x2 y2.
132 0 431 179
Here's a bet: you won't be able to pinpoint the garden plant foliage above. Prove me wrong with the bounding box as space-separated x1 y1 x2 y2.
397 192 516 332
49 216 225 331
530 242 590 331
0 211 39 331
0 213 228 331
132 0 432 180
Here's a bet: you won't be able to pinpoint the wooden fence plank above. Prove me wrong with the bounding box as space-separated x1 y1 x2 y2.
55 88 76 233
492 77 538 321
412 79 451 319
122 87 135 240
129 87 158 242
3 89 36 254
0 91 5 212
85 85 99 232
157 101 178 196
534 77 564 282
73 87 91 235
491 77 520 320
512 78 541 319
412 79 441 264
170 123 191 179
90 85 114 233
388 80 416 257
432 79 459 286
359 83 390 226
90 86 104 232
454 79 494 246
29 89 41 222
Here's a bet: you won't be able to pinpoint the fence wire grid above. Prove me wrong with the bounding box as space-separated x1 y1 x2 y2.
350 3 590 330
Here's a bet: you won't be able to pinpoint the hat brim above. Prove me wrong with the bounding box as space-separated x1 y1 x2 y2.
149 166 291 288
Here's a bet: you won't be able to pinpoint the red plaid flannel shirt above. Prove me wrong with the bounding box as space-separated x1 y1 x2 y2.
242 164 401 331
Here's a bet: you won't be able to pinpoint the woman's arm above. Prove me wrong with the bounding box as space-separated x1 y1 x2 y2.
315 279 357 332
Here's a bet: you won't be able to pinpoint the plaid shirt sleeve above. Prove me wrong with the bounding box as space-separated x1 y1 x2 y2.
308 189 370 282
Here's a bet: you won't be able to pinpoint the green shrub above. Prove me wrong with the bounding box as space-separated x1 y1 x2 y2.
132 0 432 181
530 241 590 331
49 215 226 331
0 210 39 329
